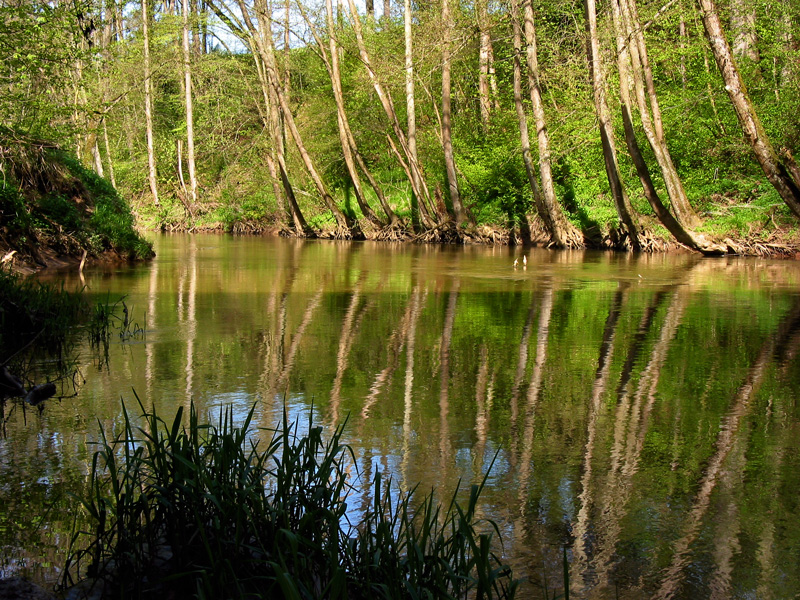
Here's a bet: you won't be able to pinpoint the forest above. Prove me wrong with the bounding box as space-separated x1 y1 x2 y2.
1 0 799 254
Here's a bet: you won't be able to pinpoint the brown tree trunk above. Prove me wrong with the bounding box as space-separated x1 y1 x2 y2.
251 38 311 235
584 0 641 250
698 0 800 220
520 0 583 247
352 0 437 227
477 0 492 131
318 0 385 228
248 0 359 237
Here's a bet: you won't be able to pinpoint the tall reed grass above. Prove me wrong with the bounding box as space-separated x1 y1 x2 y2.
63 397 519 599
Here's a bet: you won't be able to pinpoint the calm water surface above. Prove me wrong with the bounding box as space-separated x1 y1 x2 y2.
3 234 800 598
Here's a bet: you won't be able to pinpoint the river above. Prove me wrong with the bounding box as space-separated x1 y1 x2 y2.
2 234 800 598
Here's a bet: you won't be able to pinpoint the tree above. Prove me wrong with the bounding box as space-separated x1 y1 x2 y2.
518 0 583 247
698 0 800 220
584 0 641 250
441 0 468 226
609 0 724 254
349 0 437 228
142 0 160 206
182 0 198 208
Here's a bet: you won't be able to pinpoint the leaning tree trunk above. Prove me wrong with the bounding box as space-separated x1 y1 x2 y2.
584 0 641 250
619 0 700 228
697 0 800 220
251 31 311 235
611 0 724 254
142 0 159 205
520 0 583 247
251 0 359 237
351 0 437 227
316 0 385 228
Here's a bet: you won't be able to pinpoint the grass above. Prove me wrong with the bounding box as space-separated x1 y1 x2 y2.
63 397 519 600
0 268 125 406
0 126 153 262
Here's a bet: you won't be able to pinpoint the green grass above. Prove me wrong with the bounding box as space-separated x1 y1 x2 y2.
63 397 519 599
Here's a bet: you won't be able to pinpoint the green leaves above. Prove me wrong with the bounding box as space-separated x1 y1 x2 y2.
65 399 519 599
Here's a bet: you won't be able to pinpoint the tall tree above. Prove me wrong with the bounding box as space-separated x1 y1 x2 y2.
349 0 437 227
698 0 800 220
142 0 159 205
182 0 198 208
518 0 583 247
610 0 725 254
299 0 393 228
618 0 700 228
584 0 641 250
509 0 541 244
206 0 311 235
441 0 468 226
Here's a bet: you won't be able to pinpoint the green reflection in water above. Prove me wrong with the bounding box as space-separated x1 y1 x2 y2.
3 234 800 599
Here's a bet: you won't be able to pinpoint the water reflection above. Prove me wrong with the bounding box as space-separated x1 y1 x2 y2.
5 235 800 598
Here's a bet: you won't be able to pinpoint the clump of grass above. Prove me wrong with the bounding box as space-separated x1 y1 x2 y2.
63 398 519 599
0 267 87 366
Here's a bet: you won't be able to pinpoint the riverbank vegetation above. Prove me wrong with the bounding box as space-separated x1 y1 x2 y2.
0 268 126 411
0 128 153 272
1 0 799 254
62 399 519 599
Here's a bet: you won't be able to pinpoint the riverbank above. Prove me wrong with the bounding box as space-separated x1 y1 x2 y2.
0 129 153 274
133 196 800 259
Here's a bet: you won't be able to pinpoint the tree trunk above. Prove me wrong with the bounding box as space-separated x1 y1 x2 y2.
320 0 386 227
249 31 311 235
441 0 467 225
182 0 198 207
698 0 800 220
477 0 492 131
510 0 541 243
404 0 427 230
520 0 583 247
102 118 117 187
619 0 700 227
611 0 723 254
244 0 358 237
142 0 159 205
585 0 641 249
351 0 437 227
730 0 759 63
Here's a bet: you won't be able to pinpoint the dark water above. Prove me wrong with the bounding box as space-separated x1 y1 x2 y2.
3 234 800 598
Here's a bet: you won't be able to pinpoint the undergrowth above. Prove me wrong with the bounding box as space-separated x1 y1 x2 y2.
63 398 519 600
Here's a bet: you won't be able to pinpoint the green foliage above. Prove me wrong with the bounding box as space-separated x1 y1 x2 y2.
64 398 519 599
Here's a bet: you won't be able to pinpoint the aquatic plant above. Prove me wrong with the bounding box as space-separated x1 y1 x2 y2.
63 397 519 599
